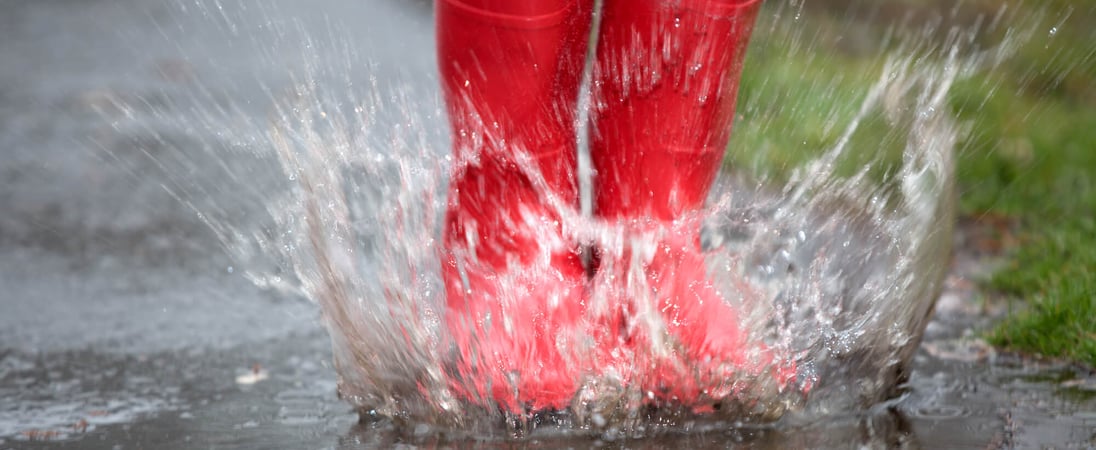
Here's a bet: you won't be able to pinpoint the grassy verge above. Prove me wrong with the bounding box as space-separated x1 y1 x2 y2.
735 1 1096 366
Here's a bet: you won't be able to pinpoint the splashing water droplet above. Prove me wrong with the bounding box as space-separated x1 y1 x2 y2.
155 2 1031 436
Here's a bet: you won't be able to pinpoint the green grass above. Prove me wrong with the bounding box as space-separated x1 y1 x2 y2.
988 218 1096 364
950 3 1096 367
731 9 900 182
734 1 1096 366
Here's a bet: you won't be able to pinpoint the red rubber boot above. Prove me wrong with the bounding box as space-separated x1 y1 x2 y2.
436 0 593 413
589 0 773 404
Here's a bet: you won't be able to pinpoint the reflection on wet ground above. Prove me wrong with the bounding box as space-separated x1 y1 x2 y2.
5 324 1095 448
0 0 1093 448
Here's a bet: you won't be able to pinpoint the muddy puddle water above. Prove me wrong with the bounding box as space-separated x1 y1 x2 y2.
1 0 1093 448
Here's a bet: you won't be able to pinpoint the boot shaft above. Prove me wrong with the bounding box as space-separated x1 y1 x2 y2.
590 0 762 221
436 0 592 198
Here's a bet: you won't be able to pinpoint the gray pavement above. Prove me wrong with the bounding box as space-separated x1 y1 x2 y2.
0 0 433 446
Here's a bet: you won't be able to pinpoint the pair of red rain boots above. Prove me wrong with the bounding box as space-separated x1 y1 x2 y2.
436 0 770 413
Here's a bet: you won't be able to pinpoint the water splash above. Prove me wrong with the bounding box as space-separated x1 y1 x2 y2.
113 0 1036 437
260 52 960 432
